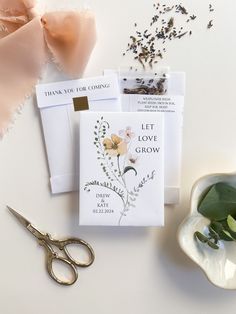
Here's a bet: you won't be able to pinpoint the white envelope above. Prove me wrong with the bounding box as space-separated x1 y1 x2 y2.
104 69 185 204
36 75 121 194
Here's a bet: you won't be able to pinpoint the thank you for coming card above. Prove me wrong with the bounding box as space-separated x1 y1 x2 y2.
79 112 164 226
36 75 121 194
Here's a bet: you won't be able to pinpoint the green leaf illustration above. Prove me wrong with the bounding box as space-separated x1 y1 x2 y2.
123 166 137 176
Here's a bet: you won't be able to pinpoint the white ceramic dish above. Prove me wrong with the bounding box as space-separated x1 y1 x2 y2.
178 172 236 289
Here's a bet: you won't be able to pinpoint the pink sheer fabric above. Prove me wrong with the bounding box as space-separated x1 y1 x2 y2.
0 0 96 136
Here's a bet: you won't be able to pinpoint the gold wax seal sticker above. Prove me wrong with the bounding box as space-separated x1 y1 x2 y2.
73 96 89 111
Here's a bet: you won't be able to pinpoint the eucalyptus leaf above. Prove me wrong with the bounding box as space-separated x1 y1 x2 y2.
208 226 220 241
222 230 235 241
210 221 223 234
210 221 233 241
198 183 236 221
194 231 208 243
207 241 219 250
219 218 236 240
227 215 236 233
123 166 137 176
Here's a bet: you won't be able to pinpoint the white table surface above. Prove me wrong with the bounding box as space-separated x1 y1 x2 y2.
1 0 236 313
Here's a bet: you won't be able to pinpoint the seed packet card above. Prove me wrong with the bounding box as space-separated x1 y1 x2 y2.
104 69 185 204
36 75 121 194
79 111 164 226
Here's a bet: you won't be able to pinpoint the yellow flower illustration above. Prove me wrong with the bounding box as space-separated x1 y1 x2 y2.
103 134 127 156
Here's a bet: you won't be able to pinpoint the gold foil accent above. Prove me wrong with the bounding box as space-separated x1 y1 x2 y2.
73 96 89 111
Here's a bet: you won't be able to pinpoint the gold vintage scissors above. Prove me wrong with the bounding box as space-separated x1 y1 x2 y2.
7 206 95 286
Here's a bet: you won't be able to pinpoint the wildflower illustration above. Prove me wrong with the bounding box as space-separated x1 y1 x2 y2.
84 116 156 225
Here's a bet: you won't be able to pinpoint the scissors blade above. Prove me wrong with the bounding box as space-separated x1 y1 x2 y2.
7 206 31 229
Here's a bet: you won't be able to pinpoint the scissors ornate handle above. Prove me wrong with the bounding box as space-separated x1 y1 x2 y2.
39 239 78 285
7 206 95 286
43 234 95 267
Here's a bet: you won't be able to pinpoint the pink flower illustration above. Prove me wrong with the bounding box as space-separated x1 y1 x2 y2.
119 126 135 143
128 154 139 166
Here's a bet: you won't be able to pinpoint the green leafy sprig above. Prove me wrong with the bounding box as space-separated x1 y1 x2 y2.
195 183 236 250
118 170 156 225
93 117 121 182
84 180 125 204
